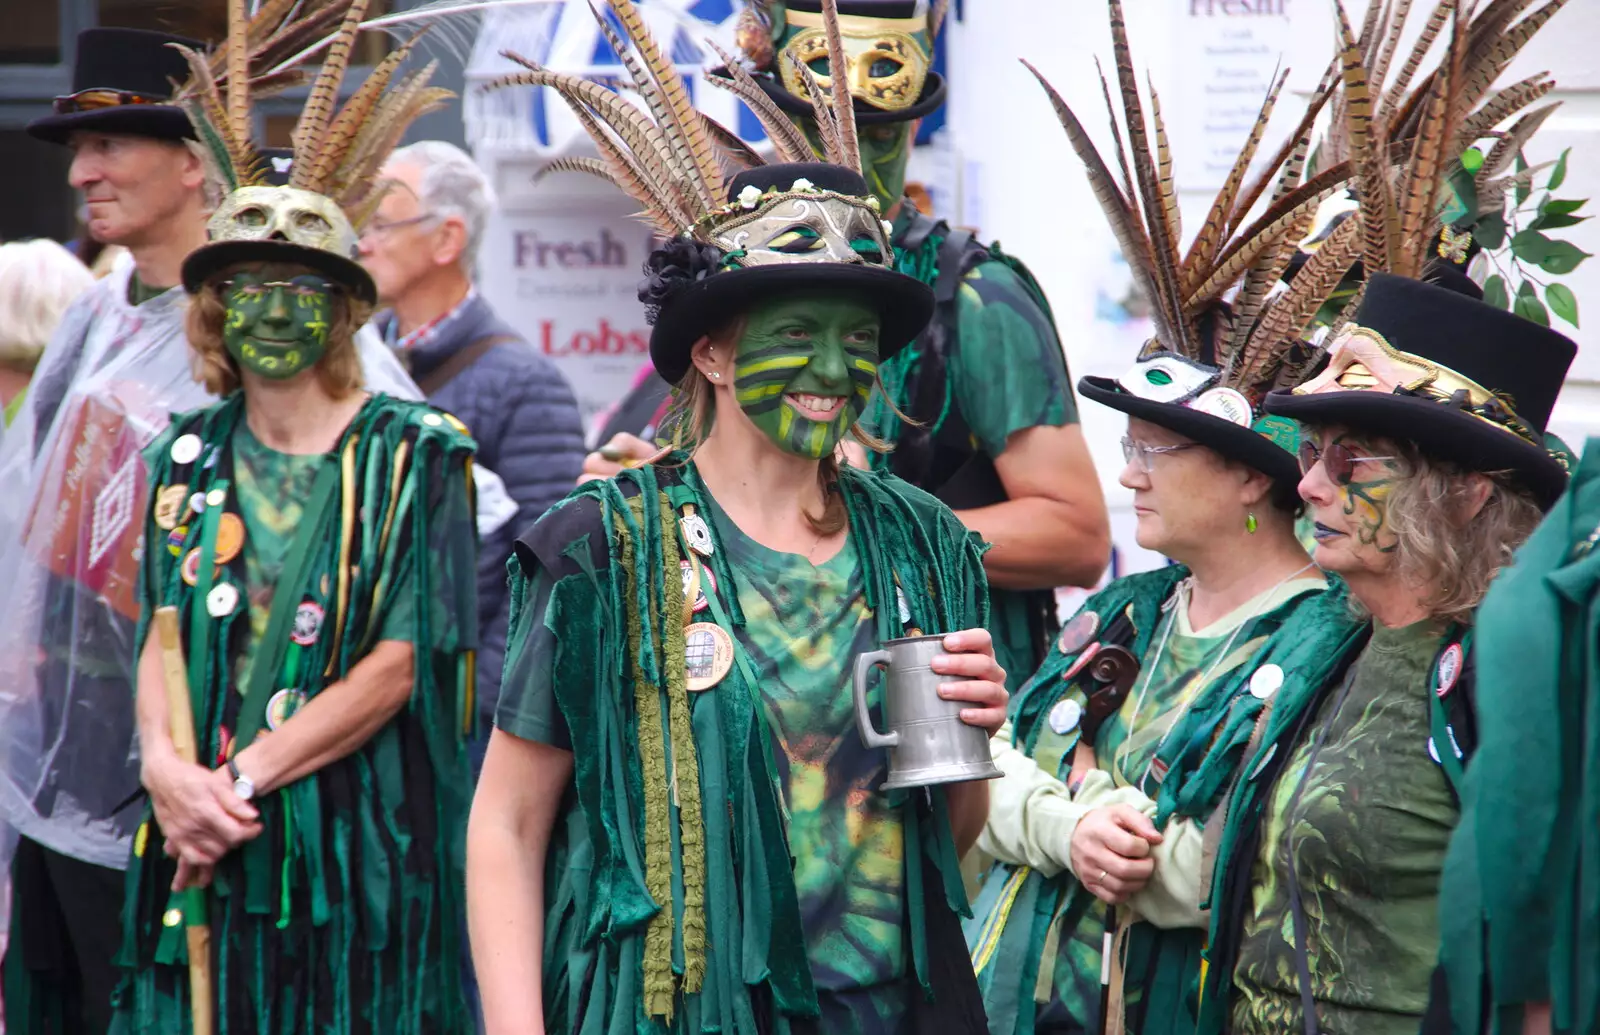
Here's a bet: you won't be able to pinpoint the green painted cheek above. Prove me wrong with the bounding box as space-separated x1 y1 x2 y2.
222 289 331 381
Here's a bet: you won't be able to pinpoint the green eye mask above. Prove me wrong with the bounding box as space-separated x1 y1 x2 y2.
221 270 336 380
731 294 880 459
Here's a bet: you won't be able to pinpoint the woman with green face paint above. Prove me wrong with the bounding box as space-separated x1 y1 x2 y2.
470 36 1014 1027
116 20 479 1033
1193 274 1576 1035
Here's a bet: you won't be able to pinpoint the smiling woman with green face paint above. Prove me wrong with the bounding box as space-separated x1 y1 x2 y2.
218 268 337 379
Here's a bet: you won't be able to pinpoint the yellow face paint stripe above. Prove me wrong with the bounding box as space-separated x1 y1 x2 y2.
736 355 811 377
736 384 788 405
777 405 794 441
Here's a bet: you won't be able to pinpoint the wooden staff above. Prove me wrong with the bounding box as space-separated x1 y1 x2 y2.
154 606 215 1035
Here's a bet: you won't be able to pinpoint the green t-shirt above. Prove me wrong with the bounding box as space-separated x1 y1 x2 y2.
1231 619 1458 1035
231 420 413 692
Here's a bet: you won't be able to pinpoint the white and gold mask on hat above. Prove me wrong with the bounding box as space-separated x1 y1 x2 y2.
700 179 894 270
777 6 931 113
205 185 361 261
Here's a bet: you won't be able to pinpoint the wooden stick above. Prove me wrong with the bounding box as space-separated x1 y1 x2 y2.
154 606 215 1035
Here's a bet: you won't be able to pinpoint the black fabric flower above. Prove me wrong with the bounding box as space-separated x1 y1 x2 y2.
638 237 725 324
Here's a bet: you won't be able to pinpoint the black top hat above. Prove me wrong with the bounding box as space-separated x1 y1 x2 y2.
1264 272 1577 508
644 162 934 384
28 28 200 145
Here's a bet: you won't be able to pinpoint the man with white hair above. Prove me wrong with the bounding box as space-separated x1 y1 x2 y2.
362 140 584 761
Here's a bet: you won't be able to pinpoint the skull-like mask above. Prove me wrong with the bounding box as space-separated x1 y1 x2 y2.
707 183 893 270
205 185 360 261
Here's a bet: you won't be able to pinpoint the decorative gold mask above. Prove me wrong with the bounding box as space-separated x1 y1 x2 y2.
205 185 360 261
778 8 930 112
705 182 893 270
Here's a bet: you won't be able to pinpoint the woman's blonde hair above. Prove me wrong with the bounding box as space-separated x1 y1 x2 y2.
658 316 906 537
0 240 94 373
1362 435 1544 623
185 262 371 398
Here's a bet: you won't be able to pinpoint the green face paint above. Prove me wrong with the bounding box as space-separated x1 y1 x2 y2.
220 269 337 380
797 118 916 212
732 293 880 459
1332 434 1401 553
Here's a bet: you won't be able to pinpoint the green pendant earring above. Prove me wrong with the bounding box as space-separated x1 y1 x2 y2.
1246 511 1259 534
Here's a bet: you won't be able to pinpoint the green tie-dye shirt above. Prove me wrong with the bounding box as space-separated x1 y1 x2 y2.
1230 619 1457 1035
231 420 413 692
704 498 908 1032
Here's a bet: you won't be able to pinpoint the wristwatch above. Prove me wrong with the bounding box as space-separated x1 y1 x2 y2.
226 757 256 802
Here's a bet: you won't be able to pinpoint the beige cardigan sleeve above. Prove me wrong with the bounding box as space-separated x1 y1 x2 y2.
977 725 1209 930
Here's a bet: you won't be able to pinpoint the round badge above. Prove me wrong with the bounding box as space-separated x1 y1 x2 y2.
684 622 735 691
291 601 325 647
681 514 715 557
189 492 207 516
206 582 239 618
896 586 912 626
679 559 717 614
213 513 246 565
170 433 201 465
205 488 227 508
1057 611 1102 655
152 484 188 531
180 548 203 586
1435 643 1463 698
1063 641 1102 681
1049 698 1082 735
1187 386 1254 427
266 688 308 731
1249 664 1285 700
162 907 184 928
422 413 444 427
166 525 189 557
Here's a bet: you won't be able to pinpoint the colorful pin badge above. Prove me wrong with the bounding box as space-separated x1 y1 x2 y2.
679 559 716 614
1058 611 1101 655
166 525 189 557
1249 664 1284 700
1435 643 1462 698
170 433 201 465
1049 698 1082 735
291 601 325 647
189 491 207 516
681 513 714 557
180 548 203 587
205 488 227 508
206 582 239 618
266 688 308 731
152 484 188 531
422 413 444 427
684 622 734 691
213 513 246 565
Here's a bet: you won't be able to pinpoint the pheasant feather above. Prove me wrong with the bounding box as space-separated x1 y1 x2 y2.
819 0 861 174
702 38 815 162
1181 68 1287 280
291 0 372 184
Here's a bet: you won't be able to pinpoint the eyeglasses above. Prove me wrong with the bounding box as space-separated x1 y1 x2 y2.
1297 439 1396 485
1121 436 1200 473
360 212 439 239
52 89 166 115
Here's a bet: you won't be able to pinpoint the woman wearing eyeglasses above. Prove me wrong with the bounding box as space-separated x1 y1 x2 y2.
1191 271 1577 1035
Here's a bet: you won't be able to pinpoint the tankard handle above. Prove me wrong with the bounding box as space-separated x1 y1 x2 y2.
853 649 899 749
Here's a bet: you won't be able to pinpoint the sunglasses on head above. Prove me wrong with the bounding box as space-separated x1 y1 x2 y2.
52 89 166 115
1297 438 1396 485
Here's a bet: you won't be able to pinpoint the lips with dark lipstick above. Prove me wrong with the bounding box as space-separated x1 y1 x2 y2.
1312 522 1344 541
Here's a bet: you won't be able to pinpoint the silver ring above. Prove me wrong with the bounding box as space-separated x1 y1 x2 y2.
1097 869 1109 885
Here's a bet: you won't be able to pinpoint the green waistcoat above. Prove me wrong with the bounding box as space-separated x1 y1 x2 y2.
112 392 479 1035
509 459 991 1034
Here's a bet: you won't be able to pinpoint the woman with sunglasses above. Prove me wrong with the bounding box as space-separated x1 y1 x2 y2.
962 21 1360 1034
1191 271 1577 1035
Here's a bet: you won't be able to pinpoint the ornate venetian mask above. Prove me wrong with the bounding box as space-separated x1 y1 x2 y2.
205 185 360 261
703 179 893 270
777 7 931 113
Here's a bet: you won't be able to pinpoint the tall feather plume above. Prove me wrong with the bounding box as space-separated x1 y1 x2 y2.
226 0 250 147
790 54 850 166
173 43 257 189
1369 0 1416 92
698 112 764 173
1227 129 1314 363
1246 214 1363 370
1147 76 1181 247
819 0 861 174
1477 102 1560 185
1094 59 1138 204
1393 3 1461 277
1221 64 1336 245
290 0 373 184
1335 0 1396 274
702 38 814 162
326 63 453 213
304 34 425 188
1179 67 1287 280
1377 0 1454 123
1185 170 1349 309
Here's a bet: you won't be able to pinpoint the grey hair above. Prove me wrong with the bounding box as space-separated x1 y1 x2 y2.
0 240 94 372
388 140 496 278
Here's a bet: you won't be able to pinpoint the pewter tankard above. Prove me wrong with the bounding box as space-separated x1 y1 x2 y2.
852 634 1004 791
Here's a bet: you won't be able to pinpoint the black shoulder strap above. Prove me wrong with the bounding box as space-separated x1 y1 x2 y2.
896 209 947 252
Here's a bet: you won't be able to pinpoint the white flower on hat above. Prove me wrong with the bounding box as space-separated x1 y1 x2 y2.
790 177 816 192
882 219 894 237
737 184 764 209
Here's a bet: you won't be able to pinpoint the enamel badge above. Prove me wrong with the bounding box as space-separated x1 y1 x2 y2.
681 513 715 557
1048 698 1082 735
266 688 307 731
679 559 717 614
684 622 734 691
170 433 201 465
213 513 246 565
291 602 325 647
153 484 188 531
1058 611 1101 655
206 583 239 618
1435 643 1462 698
1249 664 1284 700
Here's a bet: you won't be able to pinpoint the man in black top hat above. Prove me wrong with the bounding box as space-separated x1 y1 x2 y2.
694 0 1109 684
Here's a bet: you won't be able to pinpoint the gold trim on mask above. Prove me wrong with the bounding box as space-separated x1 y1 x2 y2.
1295 323 1542 448
698 188 893 270
779 9 930 112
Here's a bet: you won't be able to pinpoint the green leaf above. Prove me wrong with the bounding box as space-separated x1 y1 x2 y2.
1475 212 1508 249
1530 212 1591 232
1461 147 1485 174
1515 280 1551 326
1538 240 1593 275
1542 198 1587 216
1511 228 1555 263
1483 274 1509 310
1547 282 1580 327
1516 150 1532 205
1549 147 1571 191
